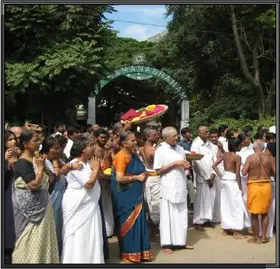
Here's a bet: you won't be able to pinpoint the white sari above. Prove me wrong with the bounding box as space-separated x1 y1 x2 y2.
61 159 104 264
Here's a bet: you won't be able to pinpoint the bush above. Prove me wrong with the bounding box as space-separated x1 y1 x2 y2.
188 115 276 137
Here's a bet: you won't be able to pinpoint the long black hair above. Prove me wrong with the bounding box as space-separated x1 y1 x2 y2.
4 130 17 150
40 136 59 154
18 129 36 151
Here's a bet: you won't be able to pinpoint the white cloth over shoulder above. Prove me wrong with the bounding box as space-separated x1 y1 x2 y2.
145 175 160 224
218 136 228 152
63 139 73 159
220 171 249 230
61 159 104 264
153 142 187 203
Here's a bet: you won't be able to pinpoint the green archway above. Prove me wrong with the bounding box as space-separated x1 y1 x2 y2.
94 65 187 99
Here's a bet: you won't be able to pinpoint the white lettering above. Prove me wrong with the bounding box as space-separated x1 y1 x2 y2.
170 80 177 88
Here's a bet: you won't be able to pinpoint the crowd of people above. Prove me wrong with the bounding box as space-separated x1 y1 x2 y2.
4 120 276 264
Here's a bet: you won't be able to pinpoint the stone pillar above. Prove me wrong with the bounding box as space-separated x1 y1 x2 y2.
87 94 96 125
180 99 189 136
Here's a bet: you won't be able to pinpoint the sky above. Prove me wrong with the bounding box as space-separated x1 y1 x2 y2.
105 5 171 41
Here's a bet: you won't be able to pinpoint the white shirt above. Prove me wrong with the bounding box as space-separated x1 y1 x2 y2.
153 142 187 203
191 137 216 183
64 139 73 159
218 136 228 152
52 131 62 137
236 147 254 177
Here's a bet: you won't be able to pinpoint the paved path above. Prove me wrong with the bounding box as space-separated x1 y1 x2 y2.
107 225 276 264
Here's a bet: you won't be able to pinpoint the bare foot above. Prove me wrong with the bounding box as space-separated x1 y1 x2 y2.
208 222 216 228
248 228 254 235
233 232 248 239
262 238 270 244
247 238 261 244
185 244 194 250
222 230 229 236
194 225 205 232
121 259 134 264
162 248 173 255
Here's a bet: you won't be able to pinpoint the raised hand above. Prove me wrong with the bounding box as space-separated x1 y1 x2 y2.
90 156 100 171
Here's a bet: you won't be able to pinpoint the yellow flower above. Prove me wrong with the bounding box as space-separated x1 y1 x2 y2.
132 117 140 122
146 105 156 111
104 168 112 175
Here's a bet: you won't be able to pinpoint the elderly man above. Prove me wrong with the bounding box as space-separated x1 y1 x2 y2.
154 127 193 254
242 140 275 244
191 125 217 230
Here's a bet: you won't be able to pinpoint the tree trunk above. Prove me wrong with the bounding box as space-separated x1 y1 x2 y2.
265 74 276 115
230 5 265 117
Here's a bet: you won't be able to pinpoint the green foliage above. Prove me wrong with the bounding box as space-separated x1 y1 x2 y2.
5 4 115 124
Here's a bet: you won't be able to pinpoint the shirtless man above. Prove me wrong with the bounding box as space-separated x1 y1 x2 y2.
242 140 275 244
139 127 160 241
93 128 114 237
213 138 247 239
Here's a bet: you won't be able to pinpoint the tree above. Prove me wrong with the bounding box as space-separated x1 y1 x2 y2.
5 4 115 128
161 4 276 124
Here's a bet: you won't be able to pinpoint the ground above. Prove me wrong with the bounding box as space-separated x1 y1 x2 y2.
107 214 276 264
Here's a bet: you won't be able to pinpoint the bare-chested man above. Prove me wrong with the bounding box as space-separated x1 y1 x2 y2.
93 128 114 237
213 138 248 239
139 127 160 241
242 140 275 244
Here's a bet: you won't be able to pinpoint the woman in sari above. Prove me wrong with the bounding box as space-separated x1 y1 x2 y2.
4 130 19 263
12 129 59 263
61 136 104 263
111 131 152 263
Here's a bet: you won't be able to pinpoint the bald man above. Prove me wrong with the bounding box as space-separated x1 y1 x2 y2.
242 140 275 244
191 125 217 230
154 127 193 254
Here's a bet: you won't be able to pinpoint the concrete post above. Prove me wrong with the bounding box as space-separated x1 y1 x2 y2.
180 99 189 137
87 94 96 125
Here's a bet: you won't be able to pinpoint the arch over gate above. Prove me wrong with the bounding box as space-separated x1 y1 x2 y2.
89 65 189 129
94 65 186 99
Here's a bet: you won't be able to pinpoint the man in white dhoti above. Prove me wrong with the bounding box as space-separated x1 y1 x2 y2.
139 127 161 242
191 125 217 231
154 127 193 254
209 128 224 224
212 138 248 239
236 133 254 228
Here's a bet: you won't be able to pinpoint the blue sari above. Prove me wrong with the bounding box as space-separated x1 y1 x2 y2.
111 152 152 263
51 175 66 256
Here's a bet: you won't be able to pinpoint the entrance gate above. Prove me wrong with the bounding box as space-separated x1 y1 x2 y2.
88 65 189 129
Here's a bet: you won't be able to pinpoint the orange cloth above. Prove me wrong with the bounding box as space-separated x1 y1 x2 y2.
247 179 272 214
113 150 131 173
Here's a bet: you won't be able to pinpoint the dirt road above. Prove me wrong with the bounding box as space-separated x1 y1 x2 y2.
107 225 276 264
